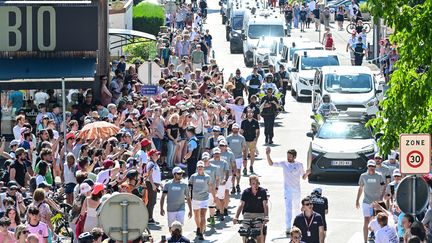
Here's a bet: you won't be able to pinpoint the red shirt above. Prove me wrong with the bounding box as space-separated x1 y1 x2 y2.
325 37 334 48
169 96 186 106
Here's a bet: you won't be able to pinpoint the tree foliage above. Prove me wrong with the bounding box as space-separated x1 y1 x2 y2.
367 0 432 153
133 2 165 36
123 39 157 62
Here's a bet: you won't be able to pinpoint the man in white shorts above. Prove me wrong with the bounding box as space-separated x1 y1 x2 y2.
356 160 385 243
226 124 247 194
160 167 192 226
189 161 211 240
202 152 219 226
209 147 230 221
219 140 236 217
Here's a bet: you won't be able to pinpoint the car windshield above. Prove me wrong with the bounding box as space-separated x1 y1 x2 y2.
289 47 323 61
232 17 243 30
324 73 373 93
248 25 285 39
317 122 373 139
301 56 339 70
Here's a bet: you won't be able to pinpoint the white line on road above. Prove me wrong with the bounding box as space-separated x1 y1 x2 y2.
327 218 364 223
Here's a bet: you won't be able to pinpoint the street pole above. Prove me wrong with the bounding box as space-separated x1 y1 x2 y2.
95 0 109 100
61 78 67 162
412 175 416 218
147 61 152 110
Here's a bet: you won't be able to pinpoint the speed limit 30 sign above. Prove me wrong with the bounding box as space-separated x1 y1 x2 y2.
400 134 431 174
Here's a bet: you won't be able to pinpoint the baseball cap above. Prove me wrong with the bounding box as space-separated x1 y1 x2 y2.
202 152 210 160
388 150 397 160
125 118 134 123
232 123 240 129
170 221 182 232
80 183 92 194
92 183 105 195
374 153 382 159
219 140 227 146
147 149 161 157
393 169 402 177
212 147 221 154
197 160 205 167
9 140 20 147
172 167 185 175
7 181 18 189
217 135 225 142
367 160 376 167
103 159 115 169
66 133 76 140
141 139 151 148
212 126 221 132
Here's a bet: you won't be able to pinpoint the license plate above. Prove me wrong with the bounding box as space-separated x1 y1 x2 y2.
331 160 352 166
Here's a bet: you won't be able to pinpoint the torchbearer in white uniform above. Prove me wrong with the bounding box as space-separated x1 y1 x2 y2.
265 147 310 236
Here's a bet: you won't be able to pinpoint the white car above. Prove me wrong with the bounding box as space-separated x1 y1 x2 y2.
290 50 340 101
312 66 382 112
252 37 280 68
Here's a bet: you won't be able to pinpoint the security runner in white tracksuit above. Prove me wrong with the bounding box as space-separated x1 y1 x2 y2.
265 147 310 236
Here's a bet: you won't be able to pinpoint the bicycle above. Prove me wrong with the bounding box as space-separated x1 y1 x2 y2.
346 20 371 34
237 218 266 243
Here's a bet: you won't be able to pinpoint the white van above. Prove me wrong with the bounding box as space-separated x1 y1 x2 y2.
312 66 381 112
242 9 285 67
290 50 340 101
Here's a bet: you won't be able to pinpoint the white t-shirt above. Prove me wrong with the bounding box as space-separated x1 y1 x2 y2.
272 161 305 195
368 219 381 233
34 91 49 106
375 225 399 243
226 103 245 126
146 161 161 184
308 0 316 12
35 175 47 187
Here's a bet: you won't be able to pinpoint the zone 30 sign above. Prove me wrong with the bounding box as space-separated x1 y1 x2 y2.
0 5 98 52
400 134 431 174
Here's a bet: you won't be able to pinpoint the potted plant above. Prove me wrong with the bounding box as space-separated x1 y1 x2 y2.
359 2 371 21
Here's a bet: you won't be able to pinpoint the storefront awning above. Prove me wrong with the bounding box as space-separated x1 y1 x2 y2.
0 58 96 80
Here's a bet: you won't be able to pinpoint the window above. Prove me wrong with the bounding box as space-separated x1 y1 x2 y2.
248 25 285 39
232 17 243 30
301 56 340 70
317 122 373 139
324 73 373 93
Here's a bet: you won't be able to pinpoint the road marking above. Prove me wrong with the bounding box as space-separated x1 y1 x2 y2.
347 232 364 243
327 218 364 223
181 230 287 242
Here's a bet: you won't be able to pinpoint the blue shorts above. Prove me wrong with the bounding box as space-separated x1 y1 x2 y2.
65 183 76 194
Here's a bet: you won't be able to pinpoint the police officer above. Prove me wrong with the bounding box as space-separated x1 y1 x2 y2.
259 87 279 144
232 69 248 99
277 64 290 110
246 66 263 102
184 126 200 178
351 36 368 66
310 188 329 236
261 73 279 95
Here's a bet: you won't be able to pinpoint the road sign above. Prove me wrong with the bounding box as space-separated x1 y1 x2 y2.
400 134 431 174
98 193 148 242
138 61 161 85
140 85 158 96
396 175 429 215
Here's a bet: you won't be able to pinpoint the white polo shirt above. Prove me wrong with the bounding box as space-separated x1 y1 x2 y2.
272 161 305 195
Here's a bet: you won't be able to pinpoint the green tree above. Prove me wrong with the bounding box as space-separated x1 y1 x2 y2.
123 39 157 61
367 0 432 153
133 2 165 36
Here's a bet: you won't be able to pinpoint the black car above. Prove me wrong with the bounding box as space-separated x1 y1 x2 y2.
226 8 245 53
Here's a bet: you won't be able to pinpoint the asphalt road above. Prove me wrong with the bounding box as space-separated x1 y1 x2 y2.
149 3 367 242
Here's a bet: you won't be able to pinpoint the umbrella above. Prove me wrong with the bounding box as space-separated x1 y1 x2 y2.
77 121 120 140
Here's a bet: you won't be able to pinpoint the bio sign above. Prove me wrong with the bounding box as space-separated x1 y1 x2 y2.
0 5 98 52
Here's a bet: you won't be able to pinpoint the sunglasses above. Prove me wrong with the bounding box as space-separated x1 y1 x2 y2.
175 173 183 175
22 230 30 234
303 203 311 206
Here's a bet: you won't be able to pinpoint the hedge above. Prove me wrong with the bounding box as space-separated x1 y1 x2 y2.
123 39 158 62
133 2 165 36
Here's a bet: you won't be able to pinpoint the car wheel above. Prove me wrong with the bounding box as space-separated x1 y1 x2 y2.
230 45 235 54
291 86 296 97
245 57 253 67
226 31 230 41
222 16 226 24
308 173 318 182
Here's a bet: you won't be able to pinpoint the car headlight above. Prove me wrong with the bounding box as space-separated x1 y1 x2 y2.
359 144 376 155
311 143 325 155
299 77 309 86
366 97 378 107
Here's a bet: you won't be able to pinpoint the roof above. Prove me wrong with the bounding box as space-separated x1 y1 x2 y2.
109 28 156 41
295 50 338 57
321 66 373 74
